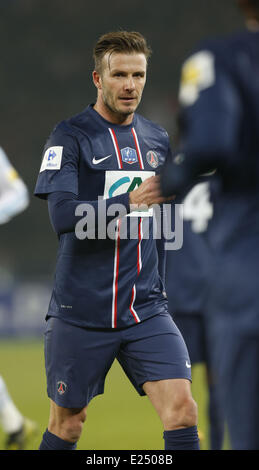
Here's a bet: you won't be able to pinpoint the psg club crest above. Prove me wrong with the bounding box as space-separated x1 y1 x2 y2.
57 381 67 395
146 150 159 168
121 147 138 164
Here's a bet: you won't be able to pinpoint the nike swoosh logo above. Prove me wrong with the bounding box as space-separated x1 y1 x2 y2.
92 155 112 165
186 361 192 368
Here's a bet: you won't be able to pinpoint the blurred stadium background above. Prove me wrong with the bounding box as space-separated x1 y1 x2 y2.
0 0 242 450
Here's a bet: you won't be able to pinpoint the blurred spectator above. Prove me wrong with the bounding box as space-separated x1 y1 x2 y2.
0 146 37 449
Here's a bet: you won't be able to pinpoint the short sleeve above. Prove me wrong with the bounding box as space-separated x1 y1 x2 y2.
34 124 80 199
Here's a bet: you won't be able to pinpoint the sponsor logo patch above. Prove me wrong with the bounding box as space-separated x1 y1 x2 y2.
103 170 155 217
40 146 63 172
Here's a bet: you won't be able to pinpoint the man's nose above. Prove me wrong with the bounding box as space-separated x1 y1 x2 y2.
124 77 135 91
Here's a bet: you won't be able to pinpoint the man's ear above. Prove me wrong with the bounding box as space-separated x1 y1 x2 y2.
92 70 102 90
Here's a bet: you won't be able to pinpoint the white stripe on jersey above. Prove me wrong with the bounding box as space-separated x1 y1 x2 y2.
131 128 144 169
109 128 123 169
111 219 121 328
129 284 140 323
129 218 143 323
138 218 143 273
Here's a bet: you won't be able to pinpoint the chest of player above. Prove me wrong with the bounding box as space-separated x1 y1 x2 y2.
78 126 165 200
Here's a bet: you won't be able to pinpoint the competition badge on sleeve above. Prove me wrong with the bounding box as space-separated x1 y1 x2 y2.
40 146 63 172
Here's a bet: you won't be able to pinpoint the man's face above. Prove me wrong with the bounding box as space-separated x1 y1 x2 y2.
94 52 147 123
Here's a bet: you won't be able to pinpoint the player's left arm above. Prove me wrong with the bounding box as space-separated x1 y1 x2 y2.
161 48 242 197
0 147 29 224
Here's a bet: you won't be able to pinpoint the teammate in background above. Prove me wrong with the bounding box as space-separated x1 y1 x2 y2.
34 31 199 451
161 0 259 450
0 147 29 224
0 146 37 449
165 178 225 449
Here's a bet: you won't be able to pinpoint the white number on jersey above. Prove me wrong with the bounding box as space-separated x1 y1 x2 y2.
181 182 213 233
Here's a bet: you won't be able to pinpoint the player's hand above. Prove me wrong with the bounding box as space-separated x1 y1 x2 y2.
129 175 175 209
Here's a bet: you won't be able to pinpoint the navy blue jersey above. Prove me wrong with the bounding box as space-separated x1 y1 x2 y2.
162 29 259 251
164 29 259 314
35 105 170 329
165 179 214 315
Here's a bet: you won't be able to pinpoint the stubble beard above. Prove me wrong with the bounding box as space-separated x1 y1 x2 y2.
103 91 140 121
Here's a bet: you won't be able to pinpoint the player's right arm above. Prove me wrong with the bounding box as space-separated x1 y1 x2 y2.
0 147 29 224
47 176 170 237
34 126 168 237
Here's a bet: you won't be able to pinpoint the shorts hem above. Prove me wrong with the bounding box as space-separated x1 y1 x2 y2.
138 374 192 395
47 387 104 409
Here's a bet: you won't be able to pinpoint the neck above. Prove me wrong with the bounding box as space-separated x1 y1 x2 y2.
93 100 134 126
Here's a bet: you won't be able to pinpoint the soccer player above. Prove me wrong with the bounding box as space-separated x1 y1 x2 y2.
165 178 225 449
0 146 37 449
161 0 259 450
0 146 29 224
34 31 200 451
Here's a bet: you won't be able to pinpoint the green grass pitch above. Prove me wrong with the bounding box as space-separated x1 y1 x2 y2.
0 339 210 450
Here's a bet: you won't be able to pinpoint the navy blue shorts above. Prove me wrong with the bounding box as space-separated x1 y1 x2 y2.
44 312 192 408
173 312 209 365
